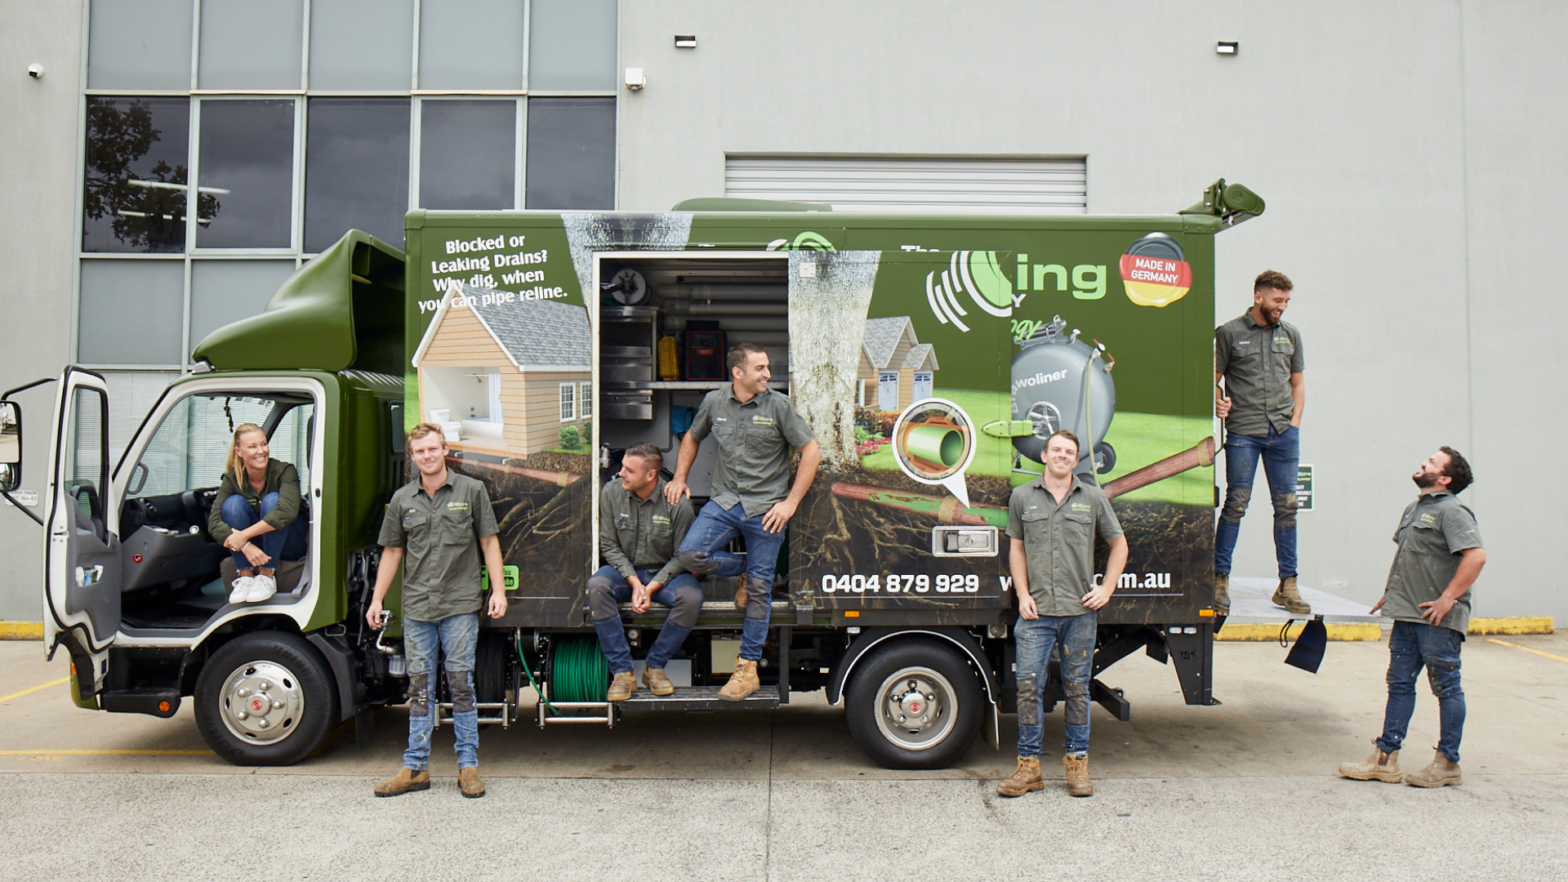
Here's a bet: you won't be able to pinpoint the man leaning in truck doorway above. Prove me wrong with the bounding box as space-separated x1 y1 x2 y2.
1339 447 1485 788
1213 269 1307 616
590 443 700 701
997 429 1128 799
665 342 821 701
366 423 509 798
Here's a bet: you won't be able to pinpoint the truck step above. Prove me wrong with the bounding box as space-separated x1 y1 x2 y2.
617 684 780 713
433 700 513 729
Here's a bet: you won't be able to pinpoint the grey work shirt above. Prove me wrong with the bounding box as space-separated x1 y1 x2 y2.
1381 490 1483 635
377 470 499 623
687 386 815 518
600 477 695 586
1216 312 1304 436
1006 476 1124 618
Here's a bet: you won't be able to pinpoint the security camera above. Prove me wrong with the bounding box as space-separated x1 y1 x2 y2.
27 64 43 79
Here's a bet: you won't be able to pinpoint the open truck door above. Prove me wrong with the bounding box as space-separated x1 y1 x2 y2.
44 367 120 703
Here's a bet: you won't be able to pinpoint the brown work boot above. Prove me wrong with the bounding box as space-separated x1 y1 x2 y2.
995 757 1044 798
1214 573 1231 615
642 666 675 697
1272 576 1311 615
607 671 637 702
458 766 486 798
733 582 748 611
1405 750 1462 788
718 659 760 701
1338 741 1403 783
1063 754 1093 797
374 767 430 797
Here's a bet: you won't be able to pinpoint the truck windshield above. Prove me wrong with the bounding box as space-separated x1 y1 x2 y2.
130 393 313 498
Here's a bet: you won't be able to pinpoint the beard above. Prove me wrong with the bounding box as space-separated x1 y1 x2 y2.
1412 470 1440 489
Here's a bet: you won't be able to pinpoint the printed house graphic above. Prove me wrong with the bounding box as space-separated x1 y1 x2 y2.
858 316 939 411
412 291 591 456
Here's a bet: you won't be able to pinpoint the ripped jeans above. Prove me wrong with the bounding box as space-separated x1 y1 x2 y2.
1215 425 1299 580
1377 620 1465 762
1014 611 1097 757
402 613 480 771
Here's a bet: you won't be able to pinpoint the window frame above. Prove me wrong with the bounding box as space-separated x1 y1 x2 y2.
559 382 575 422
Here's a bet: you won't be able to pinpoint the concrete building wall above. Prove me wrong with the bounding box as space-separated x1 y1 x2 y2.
0 0 83 622
617 0 1566 622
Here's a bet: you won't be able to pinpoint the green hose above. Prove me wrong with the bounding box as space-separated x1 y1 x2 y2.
515 635 609 718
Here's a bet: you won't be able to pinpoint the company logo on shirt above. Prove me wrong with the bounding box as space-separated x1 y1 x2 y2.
1071 502 1091 513
652 514 671 526
1417 513 1436 526
448 501 469 511
752 415 775 426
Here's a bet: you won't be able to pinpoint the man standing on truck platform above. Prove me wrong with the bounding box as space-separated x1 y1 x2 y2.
366 423 509 798
997 429 1128 799
1339 447 1485 788
590 442 700 701
1213 269 1308 616
665 342 821 701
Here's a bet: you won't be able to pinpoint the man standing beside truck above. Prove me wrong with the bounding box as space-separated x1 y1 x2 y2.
998 429 1128 799
1213 269 1307 615
590 443 700 701
666 342 821 701
366 423 509 798
1340 447 1485 788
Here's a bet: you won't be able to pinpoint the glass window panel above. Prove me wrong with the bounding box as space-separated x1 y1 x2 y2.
99 370 181 476
189 260 297 345
525 98 614 210
83 97 193 254
87 0 194 90
419 100 515 210
197 100 295 249
418 0 524 90
528 0 617 91
309 0 414 91
78 260 185 364
305 99 410 252
198 0 304 90
129 392 312 498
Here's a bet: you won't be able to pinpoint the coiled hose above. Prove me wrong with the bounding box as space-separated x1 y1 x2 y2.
515 634 608 717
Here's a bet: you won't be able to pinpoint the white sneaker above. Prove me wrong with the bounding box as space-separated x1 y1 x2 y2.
228 576 254 604
246 573 277 603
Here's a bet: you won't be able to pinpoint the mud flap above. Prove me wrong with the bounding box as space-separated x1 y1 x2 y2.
982 699 1000 749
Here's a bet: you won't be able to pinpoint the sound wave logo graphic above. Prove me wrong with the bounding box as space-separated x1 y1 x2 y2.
925 251 1013 334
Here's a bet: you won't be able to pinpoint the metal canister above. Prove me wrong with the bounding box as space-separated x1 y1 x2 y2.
1010 315 1115 473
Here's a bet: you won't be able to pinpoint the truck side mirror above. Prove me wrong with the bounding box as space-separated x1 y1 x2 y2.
0 401 21 490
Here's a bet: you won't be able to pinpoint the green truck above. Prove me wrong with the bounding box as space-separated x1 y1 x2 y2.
1 180 1265 768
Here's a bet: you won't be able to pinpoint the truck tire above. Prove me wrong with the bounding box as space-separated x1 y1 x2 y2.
194 631 339 766
844 638 983 770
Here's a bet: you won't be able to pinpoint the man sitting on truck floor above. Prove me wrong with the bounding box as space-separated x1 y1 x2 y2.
1339 447 1485 789
366 423 509 799
590 443 700 701
1214 269 1308 616
665 342 821 702
998 429 1128 800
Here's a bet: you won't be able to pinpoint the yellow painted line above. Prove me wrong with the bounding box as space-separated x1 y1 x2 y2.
1470 617 1554 635
1487 638 1568 664
1216 623 1381 642
0 677 68 705
0 749 212 756
0 621 44 640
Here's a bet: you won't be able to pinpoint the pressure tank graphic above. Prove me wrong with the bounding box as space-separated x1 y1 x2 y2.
1010 316 1116 475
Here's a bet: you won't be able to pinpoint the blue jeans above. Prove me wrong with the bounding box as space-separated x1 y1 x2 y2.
1377 620 1465 762
402 613 480 770
220 492 307 571
587 565 703 673
1215 425 1299 580
1014 612 1097 757
676 502 788 662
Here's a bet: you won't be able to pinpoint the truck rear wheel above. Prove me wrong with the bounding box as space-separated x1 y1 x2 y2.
194 631 339 766
844 639 983 770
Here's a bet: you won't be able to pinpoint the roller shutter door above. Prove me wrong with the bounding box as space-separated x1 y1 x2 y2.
724 157 1086 214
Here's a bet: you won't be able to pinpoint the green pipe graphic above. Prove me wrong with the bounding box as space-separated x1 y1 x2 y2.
905 425 964 466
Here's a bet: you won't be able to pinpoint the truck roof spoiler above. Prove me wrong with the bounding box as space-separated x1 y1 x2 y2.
1179 179 1265 229
670 197 832 212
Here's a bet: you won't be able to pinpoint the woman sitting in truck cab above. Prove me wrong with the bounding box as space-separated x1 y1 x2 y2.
207 423 307 604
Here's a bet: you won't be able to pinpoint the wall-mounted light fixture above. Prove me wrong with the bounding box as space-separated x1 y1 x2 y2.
1216 41 1239 55
624 68 646 91
674 35 697 49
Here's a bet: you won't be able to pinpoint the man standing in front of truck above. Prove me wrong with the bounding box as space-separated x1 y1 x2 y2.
666 342 821 701
1213 269 1308 616
366 423 509 799
1339 447 1485 788
997 429 1128 799
589 443 701 701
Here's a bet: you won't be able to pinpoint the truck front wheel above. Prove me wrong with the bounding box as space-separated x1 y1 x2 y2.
194 631 339 766
844 639 983 770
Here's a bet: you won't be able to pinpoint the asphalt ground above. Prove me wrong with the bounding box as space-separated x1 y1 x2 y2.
0 632 1564 881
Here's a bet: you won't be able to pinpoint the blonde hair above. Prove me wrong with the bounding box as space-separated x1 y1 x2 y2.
226 423 267 483
406 422 446 444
